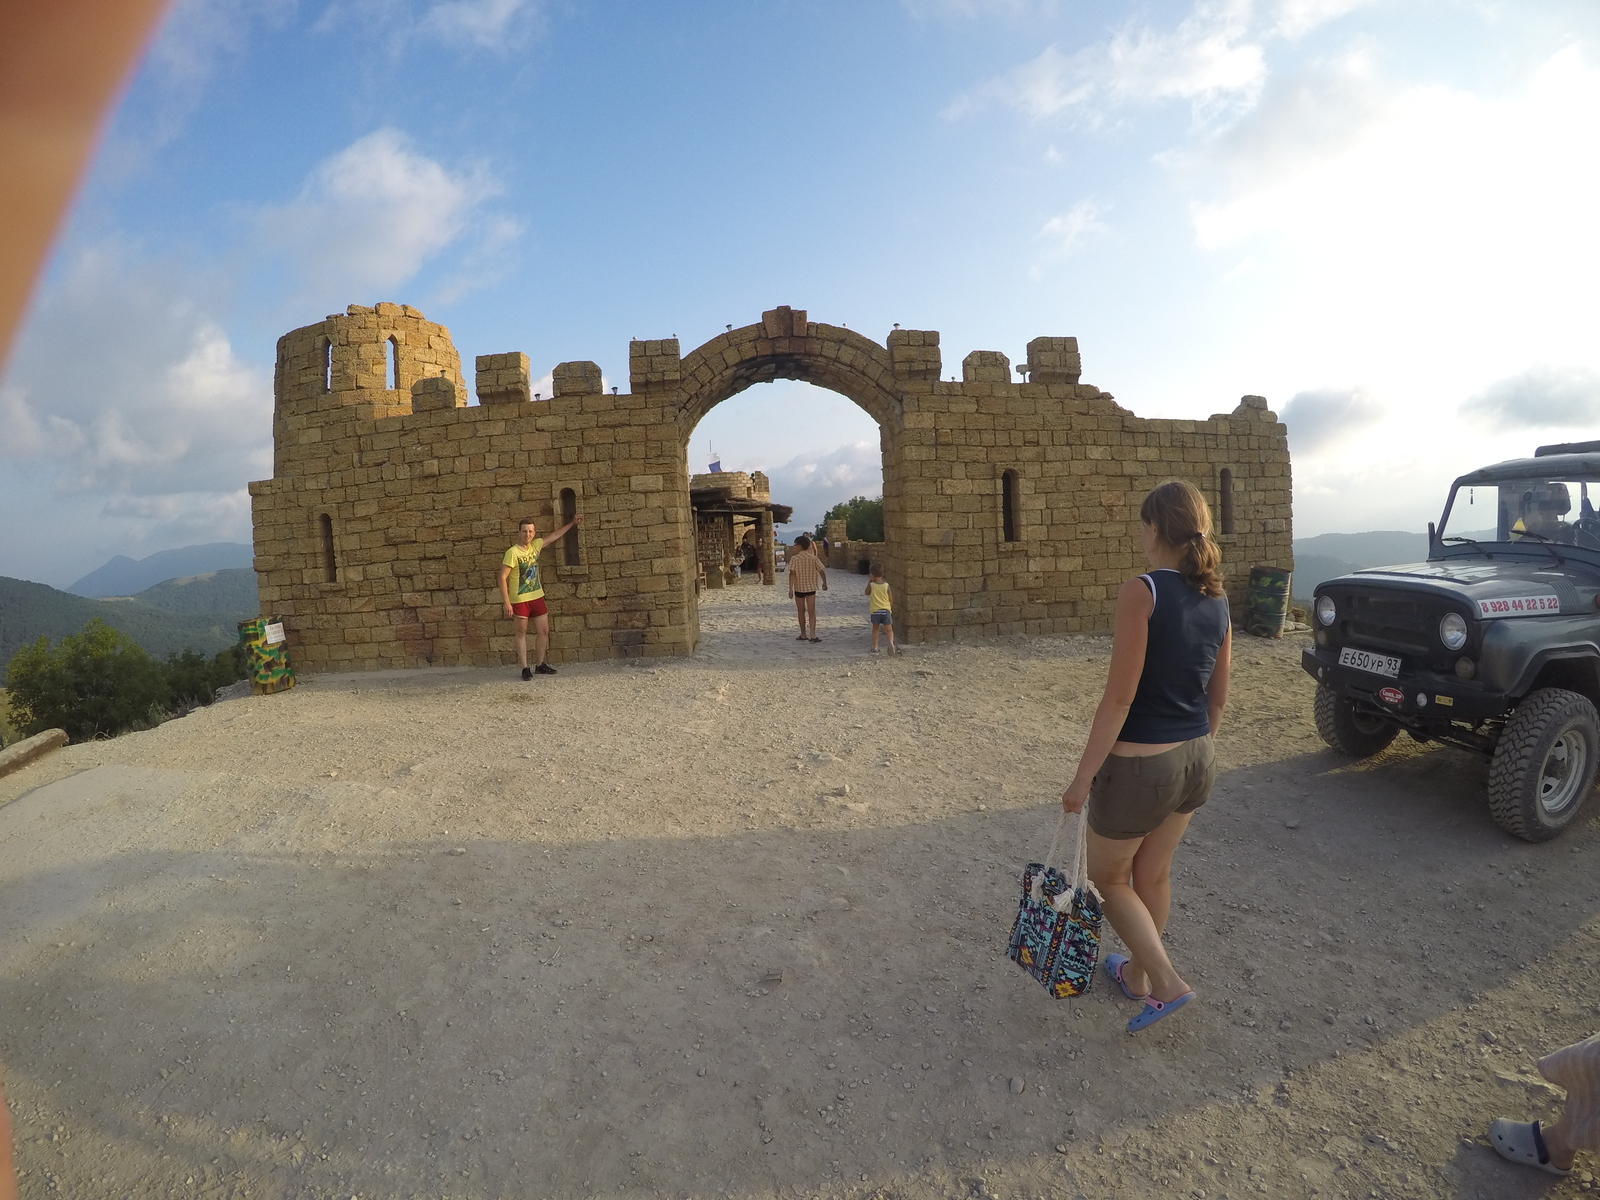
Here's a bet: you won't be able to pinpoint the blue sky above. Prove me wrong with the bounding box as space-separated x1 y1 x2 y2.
3 0 1600 586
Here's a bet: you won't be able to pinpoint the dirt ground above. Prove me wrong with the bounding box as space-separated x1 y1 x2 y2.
2 578 1598 1200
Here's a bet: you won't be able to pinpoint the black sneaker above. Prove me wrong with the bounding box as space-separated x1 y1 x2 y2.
521 667 533 681
535 662 557 675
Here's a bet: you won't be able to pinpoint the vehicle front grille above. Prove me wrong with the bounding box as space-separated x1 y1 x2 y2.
1334 591 1449 664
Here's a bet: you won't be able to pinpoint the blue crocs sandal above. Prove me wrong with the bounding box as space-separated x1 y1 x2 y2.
1127 990 1195 1033
1103 953 1151 1002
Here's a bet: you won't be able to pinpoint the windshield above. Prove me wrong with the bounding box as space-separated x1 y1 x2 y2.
1441 477 1600 550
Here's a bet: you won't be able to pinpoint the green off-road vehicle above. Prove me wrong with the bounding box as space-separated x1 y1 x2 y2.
1302 441 1600 841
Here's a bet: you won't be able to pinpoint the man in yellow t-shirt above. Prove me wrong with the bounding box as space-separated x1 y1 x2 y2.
499 513 581 679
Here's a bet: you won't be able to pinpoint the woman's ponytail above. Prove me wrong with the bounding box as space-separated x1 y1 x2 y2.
1139 480 1226 597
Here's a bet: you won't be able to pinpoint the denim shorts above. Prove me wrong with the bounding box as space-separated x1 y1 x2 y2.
870 611 892 625
1087 735 1215 840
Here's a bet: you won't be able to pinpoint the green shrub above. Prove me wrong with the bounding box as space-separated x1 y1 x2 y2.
0 689 20 749
211 641 249 689
814 495 884 543
3 620 251 741
164 649 215 709
165 643 247 709
6 619 171 740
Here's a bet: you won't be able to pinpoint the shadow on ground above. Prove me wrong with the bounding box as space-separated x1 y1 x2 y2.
0 733 1597 1199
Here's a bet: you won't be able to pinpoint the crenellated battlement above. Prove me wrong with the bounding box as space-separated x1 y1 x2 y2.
253 302 1292 673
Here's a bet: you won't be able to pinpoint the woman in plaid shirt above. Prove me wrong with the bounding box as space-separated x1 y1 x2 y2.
786 534 828 642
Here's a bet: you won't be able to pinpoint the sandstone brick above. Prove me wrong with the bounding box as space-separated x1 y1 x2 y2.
255 305 1290 669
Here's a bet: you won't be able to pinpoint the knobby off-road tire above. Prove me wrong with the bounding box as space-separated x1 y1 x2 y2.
1313 683 1399 757
1488 687 1600 842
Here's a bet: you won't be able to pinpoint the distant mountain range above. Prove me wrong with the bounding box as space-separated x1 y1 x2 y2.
1290 528 1497 600
68 542 254 598
1 569 260 670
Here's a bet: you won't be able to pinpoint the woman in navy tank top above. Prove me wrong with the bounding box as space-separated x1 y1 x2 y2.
1060 480 1232 1033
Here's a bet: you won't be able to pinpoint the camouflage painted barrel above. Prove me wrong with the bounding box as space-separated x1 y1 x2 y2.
1245 567 1291 638
238 618 296 695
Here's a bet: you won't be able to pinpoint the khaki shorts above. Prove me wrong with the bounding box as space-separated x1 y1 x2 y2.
1087 736 1215 840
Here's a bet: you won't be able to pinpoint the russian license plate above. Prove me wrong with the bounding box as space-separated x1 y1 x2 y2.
1339 646 1401 678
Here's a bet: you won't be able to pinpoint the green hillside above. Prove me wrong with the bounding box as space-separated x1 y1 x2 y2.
130 568 259 614
1 573 259 671
1289 528 1498 601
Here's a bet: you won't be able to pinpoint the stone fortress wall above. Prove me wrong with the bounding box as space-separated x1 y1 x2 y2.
250 303 1292 673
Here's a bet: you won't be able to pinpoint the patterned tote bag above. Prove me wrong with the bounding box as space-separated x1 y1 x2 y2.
1006 810 1103 998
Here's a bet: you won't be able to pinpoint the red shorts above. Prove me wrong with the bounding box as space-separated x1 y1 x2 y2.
511 598 547 618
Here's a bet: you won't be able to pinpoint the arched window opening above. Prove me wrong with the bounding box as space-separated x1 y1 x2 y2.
560 488 580 566
322 338 333 393
385 336 398 391
1001 469 1020 543
1219 468 1235 535
319 513 338 583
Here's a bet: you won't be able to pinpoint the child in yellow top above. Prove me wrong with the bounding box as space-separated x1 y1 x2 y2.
863 562 896 654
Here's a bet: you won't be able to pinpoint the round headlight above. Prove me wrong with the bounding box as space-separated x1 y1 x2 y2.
1440 612 1468 651
1315 595 1337 626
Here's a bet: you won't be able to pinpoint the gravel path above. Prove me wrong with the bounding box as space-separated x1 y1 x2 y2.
1 580 1597 1199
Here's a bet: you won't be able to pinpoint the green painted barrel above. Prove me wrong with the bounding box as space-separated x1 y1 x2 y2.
1246 567 1291 638
238 618 296 695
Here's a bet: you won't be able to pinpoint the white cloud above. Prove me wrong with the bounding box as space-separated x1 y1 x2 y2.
1168 42 1600 536
253 128 509 308
420 0 542 48
0 246 271 567
1279 385 1383 452
431 213 525 305
148 0 279 93
104 0 294 167
1270 0 1381 39
3 122 523 577
117 0 542 169
1463 365 1600 431
1198 47 1387 184
1188 45 1600 380
1035 199 1110 266
950 2 1265 125
764 443 885 533
313 0 543 54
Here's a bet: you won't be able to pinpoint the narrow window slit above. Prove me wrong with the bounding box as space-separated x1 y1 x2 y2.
1002 469 1020 543
320 513 338 583
560 488 580 566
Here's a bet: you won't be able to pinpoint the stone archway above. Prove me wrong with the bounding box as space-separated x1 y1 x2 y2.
673 307 905 433
669 307 908 648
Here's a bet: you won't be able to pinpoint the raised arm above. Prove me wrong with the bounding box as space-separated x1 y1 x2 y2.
1061 576 1153 812
549 513 583 544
